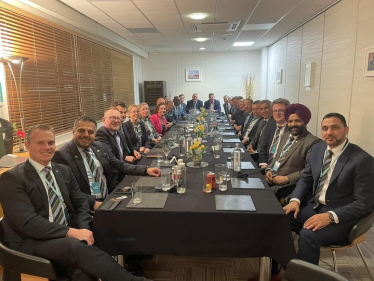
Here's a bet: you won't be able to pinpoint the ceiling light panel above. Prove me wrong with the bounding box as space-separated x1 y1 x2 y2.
233 42 254 46
190 13 206 20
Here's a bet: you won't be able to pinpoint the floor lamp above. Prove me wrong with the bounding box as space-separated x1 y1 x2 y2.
0 55 29 152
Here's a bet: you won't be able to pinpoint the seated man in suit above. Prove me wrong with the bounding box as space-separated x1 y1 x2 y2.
111 100 129 125
96 107 141 164
0 124 152 281
283 113 374 267
265 104 321 196
172 96 186 121
240 100 262 145
53 116 160 210
234 99 253 132
223 95 231 116
229 96 243 124
186 93 203 113
165 101 177 125
232 99 245 131
178 94 187 113
204 93 221 113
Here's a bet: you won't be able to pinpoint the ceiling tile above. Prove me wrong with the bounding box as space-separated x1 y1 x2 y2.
92 1 139 13
127 28 159 33
175 0 216 13
117 21 153 28
135 1 177 12
237 30 268 41
144 12 181 22
108 12 148 22
153 20 184 28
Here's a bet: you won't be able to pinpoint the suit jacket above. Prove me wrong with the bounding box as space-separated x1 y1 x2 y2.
0 160 92 254
150 113 167 135
95 126 134 160
123 120 151 150
250 116 275 151
223 102 231 116
269 131 322 183
240 116 263 142
180 103 187 113
186 100 203 113
204 100 221 113
292 142 374 224
231 108 242 121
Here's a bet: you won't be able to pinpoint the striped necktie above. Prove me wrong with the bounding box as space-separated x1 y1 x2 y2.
313 150 334 209
276 136 295 164
268 126 282 163
42 167 67 225
84 149 107 198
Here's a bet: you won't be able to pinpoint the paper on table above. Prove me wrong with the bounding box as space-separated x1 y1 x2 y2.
215 195 256 211
230 177 265 189
136 176 162 187
222 139 239 143
223 148 245 153
222 132 235 136
126 193 168 209
226 162 255 169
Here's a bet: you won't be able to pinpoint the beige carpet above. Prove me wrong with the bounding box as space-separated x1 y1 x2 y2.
2 226 374 281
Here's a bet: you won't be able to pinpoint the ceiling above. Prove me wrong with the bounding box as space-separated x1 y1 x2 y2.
56 0 339 53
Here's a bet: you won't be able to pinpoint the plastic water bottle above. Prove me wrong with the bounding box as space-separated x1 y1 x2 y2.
179 134 186 156
185 135 193 154
233 143 241 172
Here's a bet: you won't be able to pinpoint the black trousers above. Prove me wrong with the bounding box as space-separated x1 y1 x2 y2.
32 237 140 281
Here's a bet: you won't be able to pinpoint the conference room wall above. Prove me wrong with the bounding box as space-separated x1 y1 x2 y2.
265 0 374 156
141 50 262 104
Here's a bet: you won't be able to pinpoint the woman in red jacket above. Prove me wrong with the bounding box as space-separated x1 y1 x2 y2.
150 103 168 136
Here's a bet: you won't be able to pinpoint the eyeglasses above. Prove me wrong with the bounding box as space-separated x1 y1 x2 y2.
273 109 285 114
76 128 95 135
105 116 121 121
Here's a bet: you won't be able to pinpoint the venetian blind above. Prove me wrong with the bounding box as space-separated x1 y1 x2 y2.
0 5 134 144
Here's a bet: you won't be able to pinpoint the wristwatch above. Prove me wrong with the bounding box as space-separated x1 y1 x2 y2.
328 212 335 223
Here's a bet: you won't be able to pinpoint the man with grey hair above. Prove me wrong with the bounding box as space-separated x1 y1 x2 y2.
223 95 231 116
240 100 263 146
258 98 290 168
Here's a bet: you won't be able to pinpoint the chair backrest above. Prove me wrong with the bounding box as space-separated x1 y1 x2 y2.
348 211 374 243
0 118 14 155
0 217 57 280
285 259 349 281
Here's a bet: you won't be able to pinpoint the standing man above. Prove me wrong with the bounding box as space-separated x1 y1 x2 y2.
204 93 221 113
258 98 290 168
0 124 152 281
96 107 141 164
283 113 374 266
179 94 187 113
265 104 321 196
223 95 231 116
186 93 203 113
240 100 262 145
53 116 160 210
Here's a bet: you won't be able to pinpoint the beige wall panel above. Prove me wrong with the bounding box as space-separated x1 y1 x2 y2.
349 0 374 156
267 45 277 101
285 28 302 104
317 0 358 137
298 15 325 136
274 37 288 99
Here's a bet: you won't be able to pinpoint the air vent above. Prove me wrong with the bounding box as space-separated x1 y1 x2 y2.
191 21 241 32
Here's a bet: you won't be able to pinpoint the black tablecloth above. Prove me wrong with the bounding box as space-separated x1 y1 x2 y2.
93 119 296 266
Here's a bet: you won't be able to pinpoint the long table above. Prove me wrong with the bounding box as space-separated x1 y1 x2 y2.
93 118 296 281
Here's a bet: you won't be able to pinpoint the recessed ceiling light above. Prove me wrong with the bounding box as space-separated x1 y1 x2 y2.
199 47 206 50
195 38 207 42
233 42 254 47
190 13 206 20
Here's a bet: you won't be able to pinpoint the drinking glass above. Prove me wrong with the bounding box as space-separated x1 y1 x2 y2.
162 141 172 163
132 182 142 204
161 168 171 191
215 164 228 185
157 151 164 165
203 171 214 193
213 138 221 158
217 172 228 191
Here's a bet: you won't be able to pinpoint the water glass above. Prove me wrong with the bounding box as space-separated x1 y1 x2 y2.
217 172 228 191
132 182 142 204
213 138 221 158
157 151 164 165
173 165 186 194
203 171 214 193
161 168 172 191
215 164 228 185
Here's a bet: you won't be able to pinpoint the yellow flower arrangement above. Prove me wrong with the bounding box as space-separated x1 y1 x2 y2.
188 141 206 158
200 107 208 118
193 124 204 138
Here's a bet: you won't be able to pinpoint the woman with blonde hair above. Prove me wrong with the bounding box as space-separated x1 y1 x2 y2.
139 102 162 144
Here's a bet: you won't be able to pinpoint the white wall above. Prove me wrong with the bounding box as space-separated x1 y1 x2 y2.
265 0 374 156
142 51 262 104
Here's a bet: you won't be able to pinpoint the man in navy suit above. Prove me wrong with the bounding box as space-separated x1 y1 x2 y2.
204 93 221 113
178 94 187 113
186 93 203 113
283 113 374 265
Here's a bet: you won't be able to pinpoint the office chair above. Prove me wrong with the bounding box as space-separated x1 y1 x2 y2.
0 217 69 281
321 211 374 281
285 259 348 281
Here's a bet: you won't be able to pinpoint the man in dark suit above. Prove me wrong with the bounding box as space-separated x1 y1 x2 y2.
96 107 141 164
265 104 321 195
53 116 160 210
240 100 262 145
0 124 151 281
283 113 374 265
186 93 203 113
179 94 187 113
204 93 221 113
223 95 231 116
234 99 253 132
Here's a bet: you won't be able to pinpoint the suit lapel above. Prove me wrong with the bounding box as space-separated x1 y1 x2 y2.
329 145 350 185
69 142 90 186
25 160 50 215
92 144 112 174
51 163 72 209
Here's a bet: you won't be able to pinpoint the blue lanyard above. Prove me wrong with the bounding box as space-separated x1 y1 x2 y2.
320 139 349 178
30 161 65 204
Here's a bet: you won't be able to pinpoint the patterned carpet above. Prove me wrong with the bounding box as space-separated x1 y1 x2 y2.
2 226 374 281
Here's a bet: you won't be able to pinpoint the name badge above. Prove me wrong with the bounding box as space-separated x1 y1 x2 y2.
270 146 276 155
272 161 280 172
92 182 101 194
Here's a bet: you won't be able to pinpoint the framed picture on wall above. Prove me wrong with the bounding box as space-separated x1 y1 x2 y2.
364 47 374 76
186 68 202 82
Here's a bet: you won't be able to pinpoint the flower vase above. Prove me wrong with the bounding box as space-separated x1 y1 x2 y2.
193 156 202 166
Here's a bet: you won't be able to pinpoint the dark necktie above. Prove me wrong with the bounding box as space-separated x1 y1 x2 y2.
42 167 67 225
268 126 283 163
313 150 334 209
193 102 196 108
84 149 107 198
276 136 295 164
113 132 125 161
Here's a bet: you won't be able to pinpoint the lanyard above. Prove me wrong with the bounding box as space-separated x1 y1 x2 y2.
82 150 95 180
320 139 350 178
277 137 296 160
30 161 65 204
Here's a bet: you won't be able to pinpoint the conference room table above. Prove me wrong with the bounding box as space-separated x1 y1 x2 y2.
93 116 296 281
